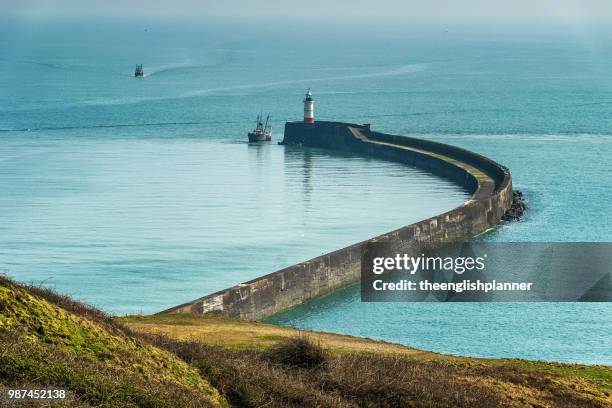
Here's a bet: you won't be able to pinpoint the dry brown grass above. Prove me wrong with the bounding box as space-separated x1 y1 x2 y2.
126 314 612 408
122 314 439 357
3 275 611 408
143 333 611 408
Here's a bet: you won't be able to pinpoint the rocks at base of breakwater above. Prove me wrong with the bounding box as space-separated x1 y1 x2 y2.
503 191 527 221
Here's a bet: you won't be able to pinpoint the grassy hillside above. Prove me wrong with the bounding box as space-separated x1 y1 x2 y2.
1 275 611 407
0 276 226 407
123 314 612 408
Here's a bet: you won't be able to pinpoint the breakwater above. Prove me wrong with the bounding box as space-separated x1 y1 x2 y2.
162 121 513 319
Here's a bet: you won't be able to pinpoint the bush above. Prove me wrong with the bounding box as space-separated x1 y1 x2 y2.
268 337 327 369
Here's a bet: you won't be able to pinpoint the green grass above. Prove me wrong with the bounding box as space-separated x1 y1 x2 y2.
2 276 611 408
504 359 612 395
126 313 612 408
0 276 226 407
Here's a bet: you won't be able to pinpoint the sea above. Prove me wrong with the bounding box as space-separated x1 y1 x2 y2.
1 18 610 364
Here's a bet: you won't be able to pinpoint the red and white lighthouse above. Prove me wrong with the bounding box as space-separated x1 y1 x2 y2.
303 88 314 124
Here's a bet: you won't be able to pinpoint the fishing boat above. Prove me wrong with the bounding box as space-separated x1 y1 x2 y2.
248 114 272 142
134 64 144 78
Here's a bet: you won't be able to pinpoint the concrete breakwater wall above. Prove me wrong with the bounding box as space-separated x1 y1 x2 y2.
162 121 513 320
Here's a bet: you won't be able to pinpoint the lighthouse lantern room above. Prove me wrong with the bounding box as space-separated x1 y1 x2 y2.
303 88 314 124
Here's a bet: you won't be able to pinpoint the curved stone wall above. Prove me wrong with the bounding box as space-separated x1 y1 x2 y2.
162 121 513 319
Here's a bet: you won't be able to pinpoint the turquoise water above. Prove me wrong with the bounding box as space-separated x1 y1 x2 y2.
1 19 611 363
0 137 469 315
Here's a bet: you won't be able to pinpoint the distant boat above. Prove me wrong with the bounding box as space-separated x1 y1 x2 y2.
248 114 272 142
134 64 144 78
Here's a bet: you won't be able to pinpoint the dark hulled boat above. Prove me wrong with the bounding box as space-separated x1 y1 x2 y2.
134 64 144 78
248 114 272 142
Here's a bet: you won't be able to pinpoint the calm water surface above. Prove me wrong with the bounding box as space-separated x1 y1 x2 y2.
1 19 610 363
0 135 468 314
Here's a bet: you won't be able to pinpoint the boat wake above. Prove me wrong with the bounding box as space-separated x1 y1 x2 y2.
144 62 213 77
4 63 429 110
21 59 217 78
21 60 131 77
179 63 429 98
0 120 242 133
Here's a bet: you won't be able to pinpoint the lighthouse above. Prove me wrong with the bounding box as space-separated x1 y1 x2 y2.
303 88 314 124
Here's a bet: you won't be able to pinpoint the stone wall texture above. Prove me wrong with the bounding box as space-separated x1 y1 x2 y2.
162 121 513 320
